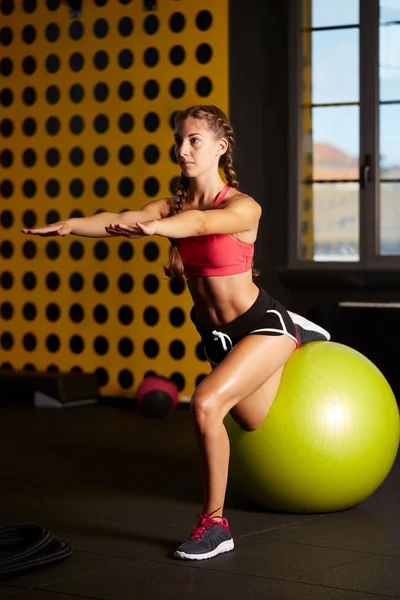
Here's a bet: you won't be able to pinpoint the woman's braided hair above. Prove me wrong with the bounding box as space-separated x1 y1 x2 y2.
163 105 259 279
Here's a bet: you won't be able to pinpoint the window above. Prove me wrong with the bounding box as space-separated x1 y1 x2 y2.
289 0 400 269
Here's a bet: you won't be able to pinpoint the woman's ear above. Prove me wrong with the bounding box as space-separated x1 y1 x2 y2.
216 137 228 157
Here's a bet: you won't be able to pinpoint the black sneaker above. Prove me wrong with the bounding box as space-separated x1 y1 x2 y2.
288 311 331 345
174 509 234 561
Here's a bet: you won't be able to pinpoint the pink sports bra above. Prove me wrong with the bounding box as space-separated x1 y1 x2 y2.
177 185 255 277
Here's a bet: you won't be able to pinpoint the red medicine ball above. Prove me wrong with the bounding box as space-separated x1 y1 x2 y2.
136 375 178 418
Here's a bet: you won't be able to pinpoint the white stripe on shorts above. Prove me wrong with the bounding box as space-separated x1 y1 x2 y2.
248 327 298 345
249 310 297 344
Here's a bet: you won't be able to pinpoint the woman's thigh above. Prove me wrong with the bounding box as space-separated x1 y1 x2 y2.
229 365 284 431
194 333 295 421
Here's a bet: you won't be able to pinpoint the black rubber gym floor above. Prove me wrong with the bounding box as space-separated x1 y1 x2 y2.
0 403 399 599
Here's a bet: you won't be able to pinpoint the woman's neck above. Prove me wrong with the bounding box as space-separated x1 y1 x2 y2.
187 175 228 208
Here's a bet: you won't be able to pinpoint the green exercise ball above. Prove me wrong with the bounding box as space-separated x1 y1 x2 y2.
225 342 400 513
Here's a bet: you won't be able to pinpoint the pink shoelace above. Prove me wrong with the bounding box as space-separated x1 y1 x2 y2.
189 507 227 541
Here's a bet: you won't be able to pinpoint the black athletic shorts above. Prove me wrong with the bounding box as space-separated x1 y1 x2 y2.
190 286 299 367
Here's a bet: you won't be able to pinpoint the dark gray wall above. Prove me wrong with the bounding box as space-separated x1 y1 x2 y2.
229 0 290 307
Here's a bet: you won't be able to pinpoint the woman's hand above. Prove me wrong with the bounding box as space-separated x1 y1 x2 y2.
21 221 72 236
105 220 158 238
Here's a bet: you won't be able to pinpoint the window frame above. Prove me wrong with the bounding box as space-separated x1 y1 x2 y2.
288 0 400 273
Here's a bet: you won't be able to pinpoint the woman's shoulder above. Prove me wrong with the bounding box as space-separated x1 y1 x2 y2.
224 189 261 211
225 187 255 202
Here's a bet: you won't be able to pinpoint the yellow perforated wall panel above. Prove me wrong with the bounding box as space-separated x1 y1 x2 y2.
0 0 228 401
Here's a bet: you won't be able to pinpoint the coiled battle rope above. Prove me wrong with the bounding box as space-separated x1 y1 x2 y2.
0 523 72 579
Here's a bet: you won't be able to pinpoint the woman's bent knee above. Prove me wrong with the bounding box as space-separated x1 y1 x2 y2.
191 389 224 432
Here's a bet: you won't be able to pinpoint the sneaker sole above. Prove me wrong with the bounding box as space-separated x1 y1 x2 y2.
174 539 234 561
287 312 331 341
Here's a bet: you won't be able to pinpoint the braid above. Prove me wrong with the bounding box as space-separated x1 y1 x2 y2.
171 174 189 216
163 174 189 279
221 143 239 189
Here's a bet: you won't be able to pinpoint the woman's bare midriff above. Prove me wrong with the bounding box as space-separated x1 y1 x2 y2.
187 270 260 328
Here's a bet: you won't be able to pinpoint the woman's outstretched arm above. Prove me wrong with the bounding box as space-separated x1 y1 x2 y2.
21 198 171 238
107 196 261 239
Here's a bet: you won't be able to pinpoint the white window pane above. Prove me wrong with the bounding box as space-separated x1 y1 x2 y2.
380 182 400 255
380 104 400 176
380 0 400 23
312 29 359 104
380 21 400 102
312 0 359 28
312 183 360 261
311 106 359 180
